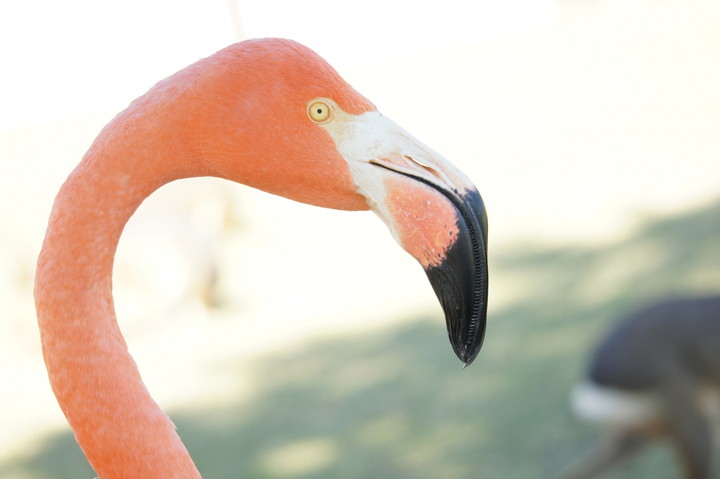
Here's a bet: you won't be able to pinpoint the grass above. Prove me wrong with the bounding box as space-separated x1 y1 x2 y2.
2 198 719 478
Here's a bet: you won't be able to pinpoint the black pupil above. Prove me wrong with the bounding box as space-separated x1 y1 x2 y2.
316 108 323 114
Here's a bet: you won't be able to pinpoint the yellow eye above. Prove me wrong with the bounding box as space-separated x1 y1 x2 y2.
307 100 333 123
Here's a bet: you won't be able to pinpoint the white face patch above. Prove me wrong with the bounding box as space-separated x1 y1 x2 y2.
320 110 395 212
317 102 473 194
310 99 475 249
321 110 398 240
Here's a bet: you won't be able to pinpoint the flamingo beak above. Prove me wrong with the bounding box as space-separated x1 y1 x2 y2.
437 189 488 366
371 160 489 366
422 187 487 366
319 106 489 365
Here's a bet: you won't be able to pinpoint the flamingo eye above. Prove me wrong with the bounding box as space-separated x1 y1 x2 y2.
307 100 333 124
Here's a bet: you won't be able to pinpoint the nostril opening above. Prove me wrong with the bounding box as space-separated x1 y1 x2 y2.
404 155 441 177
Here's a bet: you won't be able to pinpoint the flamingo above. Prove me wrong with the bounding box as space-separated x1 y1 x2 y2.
35 38 488 478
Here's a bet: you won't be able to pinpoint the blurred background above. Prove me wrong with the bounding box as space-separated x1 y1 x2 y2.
1 0 719 477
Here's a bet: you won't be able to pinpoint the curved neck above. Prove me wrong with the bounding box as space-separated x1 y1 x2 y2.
33 39 375 478
35 151 202 478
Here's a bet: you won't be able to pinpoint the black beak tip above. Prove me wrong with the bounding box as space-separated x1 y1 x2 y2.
457 334 485 367
448 307 486 367
423 188 488 367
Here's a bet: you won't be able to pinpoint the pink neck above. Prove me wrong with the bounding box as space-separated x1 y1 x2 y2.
34 39 374 478
35 150 202 478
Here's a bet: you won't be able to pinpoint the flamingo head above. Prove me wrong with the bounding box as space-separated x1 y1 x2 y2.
134 39 489 365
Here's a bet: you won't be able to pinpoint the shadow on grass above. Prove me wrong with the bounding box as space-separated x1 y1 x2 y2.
3 198 719 478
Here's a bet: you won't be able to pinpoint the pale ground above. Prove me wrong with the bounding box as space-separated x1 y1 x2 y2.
1 0 719 474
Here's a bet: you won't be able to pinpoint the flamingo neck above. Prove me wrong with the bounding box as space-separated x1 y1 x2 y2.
35 150 202 478
33 39 374 478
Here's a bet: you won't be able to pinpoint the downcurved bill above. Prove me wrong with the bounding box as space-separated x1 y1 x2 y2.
374 160 488 366
321 108 489 366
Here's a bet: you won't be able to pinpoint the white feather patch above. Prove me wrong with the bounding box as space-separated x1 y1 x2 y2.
571 381 662 428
